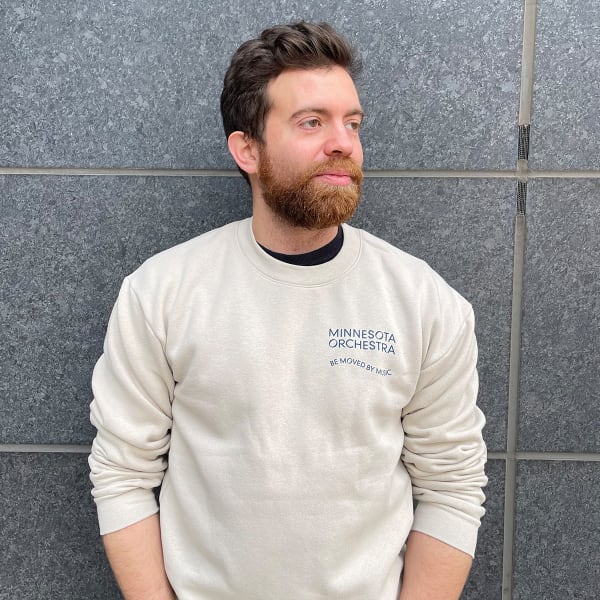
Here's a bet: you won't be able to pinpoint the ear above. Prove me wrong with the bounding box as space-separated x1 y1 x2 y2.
227 131 259 176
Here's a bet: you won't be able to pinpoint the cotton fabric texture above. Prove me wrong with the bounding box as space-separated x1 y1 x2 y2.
89 218 487 600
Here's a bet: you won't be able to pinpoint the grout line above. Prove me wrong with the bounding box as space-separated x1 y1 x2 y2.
2 445 598 461
487 451 600 462
516 452 600 462
488 452 507 460
368 170 600 179
528 170 600 178
0 167 238 177
0 166 516 178
2 166 600 179
0 444 91 453
502 2 538 595
364 170 515 178
519 0 538 125
502 456 517 600
502 213 527 600
1 444 598 462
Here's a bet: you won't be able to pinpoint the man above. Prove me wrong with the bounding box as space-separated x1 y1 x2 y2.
89 21 487 600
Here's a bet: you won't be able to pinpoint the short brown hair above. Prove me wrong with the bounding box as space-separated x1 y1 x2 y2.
220 21 361 149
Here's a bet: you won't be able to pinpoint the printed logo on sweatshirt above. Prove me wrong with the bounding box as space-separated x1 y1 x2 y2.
327 327 396 377
328 328 396 354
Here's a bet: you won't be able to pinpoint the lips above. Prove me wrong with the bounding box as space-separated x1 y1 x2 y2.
318 175 353 186
308 158 363 187
313 164 360 186
315 171 354 185
320 169 352 177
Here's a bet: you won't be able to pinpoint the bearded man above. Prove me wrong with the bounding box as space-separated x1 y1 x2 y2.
89 21 487 600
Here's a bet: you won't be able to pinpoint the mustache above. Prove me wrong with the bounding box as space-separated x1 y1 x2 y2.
308 158 364 183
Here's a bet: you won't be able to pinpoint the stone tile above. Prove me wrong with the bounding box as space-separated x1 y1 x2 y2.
519 179 600 452
1 0 232 170
354 0 522 170
461 459 504 600
531 0 600 169
0 175 250 444
513 461 600 599
0 454 503 599
0 452 120 599
1 0 521 170
354 178 515 451
1 175 512 449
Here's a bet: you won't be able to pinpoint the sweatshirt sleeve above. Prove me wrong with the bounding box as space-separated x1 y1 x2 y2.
88 276 175 535
401 304 487 557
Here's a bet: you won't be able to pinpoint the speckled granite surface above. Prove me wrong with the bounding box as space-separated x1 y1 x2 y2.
1 0 521 170
461 459 505 600
0 453 120 599
354 177 515 452
531 0 600 169
2 2 599 598
0 175 250 444
1 176 511 450
520 179 600 452
513 461 600 600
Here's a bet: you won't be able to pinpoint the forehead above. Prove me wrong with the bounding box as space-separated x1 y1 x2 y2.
266 66 361 116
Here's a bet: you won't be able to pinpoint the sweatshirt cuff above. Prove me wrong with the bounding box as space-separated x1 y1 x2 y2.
411 502 481 558
95 488 159 535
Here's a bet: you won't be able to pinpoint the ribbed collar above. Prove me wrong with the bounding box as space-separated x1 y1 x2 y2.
236 218 361 287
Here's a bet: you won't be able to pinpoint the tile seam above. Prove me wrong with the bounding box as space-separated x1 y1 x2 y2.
0 167 237 177
502 212 527 600
528 170 600 178
0 167 515 178
516 452 600 461
2 446 598 461
503 0 538 594
2 167 600 178
487 452 600 462
519 0 538 126
0 444 91 453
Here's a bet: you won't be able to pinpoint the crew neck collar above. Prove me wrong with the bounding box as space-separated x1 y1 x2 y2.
257 225 344 266
236 218 361 287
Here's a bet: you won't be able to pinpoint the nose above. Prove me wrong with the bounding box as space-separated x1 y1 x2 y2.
323 124 356 157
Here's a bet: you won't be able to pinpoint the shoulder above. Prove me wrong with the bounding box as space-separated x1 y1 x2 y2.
127 219 243 288
114 219 245 322
140 219 241 270
348 224 475 353
349 224 471 311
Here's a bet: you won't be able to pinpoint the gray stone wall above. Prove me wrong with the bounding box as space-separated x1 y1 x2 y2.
1 1 598 598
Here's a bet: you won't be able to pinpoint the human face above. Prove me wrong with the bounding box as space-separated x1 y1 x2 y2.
256 66 364 229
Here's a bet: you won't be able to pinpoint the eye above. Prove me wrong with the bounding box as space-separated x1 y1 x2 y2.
300 118 321 129
345 120 362 131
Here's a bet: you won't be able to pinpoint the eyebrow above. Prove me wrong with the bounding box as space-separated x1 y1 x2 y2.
290 107 365 121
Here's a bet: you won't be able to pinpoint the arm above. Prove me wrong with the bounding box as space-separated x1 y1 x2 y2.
401 302 487 587
89 277 175 575
103 514 176 600
398 531 472 600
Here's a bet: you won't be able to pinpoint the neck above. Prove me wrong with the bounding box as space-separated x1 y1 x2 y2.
251 197 339 254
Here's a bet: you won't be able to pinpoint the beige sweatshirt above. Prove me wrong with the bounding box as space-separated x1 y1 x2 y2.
89 217 487 600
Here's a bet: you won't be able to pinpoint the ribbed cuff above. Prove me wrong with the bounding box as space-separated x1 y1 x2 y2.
95 488 159 535
411 502 481 557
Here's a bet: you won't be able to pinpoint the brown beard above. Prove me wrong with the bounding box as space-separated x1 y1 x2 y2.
257 148 363 230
